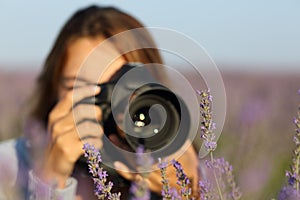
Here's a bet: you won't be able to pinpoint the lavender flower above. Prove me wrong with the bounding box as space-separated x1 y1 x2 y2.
158 158 171 199
83 143 121 200
204 157 242 200
283 92 300 198
278 185 298 200
199 180 215 200
169 187 181 200
129 145 152 200
222 160 242 200
108 193 122 200
129 180 150 200
197 89 241 200
197 89 217 152
136 145 154 173
171 159 192 199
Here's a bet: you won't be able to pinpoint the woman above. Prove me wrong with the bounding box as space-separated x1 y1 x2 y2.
0 5 199 199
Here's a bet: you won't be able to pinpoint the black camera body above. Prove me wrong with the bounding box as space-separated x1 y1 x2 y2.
82 63 190 156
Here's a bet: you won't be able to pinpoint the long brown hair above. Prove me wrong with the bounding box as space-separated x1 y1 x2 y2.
30 5 163 126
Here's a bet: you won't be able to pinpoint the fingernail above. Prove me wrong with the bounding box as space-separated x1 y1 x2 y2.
94 85 101 93
114 161 125 170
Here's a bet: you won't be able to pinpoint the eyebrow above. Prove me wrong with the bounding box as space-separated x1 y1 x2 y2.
60 76 96 89
61 76 91 83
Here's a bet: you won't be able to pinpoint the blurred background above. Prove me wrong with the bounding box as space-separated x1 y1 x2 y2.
0 1 299 199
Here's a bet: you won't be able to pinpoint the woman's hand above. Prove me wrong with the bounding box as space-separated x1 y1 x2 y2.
34 85 103 188
113 142 199 196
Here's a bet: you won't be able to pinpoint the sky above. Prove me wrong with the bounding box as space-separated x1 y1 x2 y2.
0 0 299 72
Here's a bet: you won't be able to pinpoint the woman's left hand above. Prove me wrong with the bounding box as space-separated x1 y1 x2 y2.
113 143 199 196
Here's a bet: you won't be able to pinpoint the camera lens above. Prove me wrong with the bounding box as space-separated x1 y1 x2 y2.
124 89 182 152
132 107 151 128
130 98 167 138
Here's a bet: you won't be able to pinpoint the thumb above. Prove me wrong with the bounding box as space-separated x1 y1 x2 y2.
113 161 135 181
114 161 159 192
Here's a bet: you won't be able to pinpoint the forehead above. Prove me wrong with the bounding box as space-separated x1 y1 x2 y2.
62 37 104 78
62 37 126 85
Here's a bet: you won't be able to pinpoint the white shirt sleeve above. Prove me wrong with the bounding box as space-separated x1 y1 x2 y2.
0 139 78 200
28 170 78 200
0 139 18 186
0 139 21 199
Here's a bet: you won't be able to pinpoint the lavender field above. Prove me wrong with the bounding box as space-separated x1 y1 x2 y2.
0 68 299 199
0 69 37 140
218 71 300 199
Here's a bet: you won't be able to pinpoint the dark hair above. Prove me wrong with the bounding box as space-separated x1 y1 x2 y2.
29 5 163 126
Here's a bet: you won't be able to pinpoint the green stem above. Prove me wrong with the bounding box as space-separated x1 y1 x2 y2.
210 152 224 200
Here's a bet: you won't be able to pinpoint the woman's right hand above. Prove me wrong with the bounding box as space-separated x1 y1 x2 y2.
34 85 103 189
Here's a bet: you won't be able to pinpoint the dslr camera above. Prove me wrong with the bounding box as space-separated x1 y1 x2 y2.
82 63 190 155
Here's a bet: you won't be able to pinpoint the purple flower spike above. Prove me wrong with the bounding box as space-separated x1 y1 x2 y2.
130 145 152 200
283 95 300 199
171 159 192 198
135 145 154 172
278 185 298 200
199 180 215 200
83 143 121 200
197 89 218 153
158 158 171 199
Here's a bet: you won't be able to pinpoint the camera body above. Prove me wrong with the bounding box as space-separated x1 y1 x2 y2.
82 63 190 155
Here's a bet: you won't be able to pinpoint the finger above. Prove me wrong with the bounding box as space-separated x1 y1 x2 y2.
113 161 135 180
141 170 164 193
49 85 100 124
76 120 104 140
50 113 75 140
73 104 102 124
50 104 101 139
114 161 162 193
71 85 101 104
48 129 84 163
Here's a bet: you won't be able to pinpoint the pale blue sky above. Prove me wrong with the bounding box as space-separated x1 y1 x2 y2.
0 0 299 71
